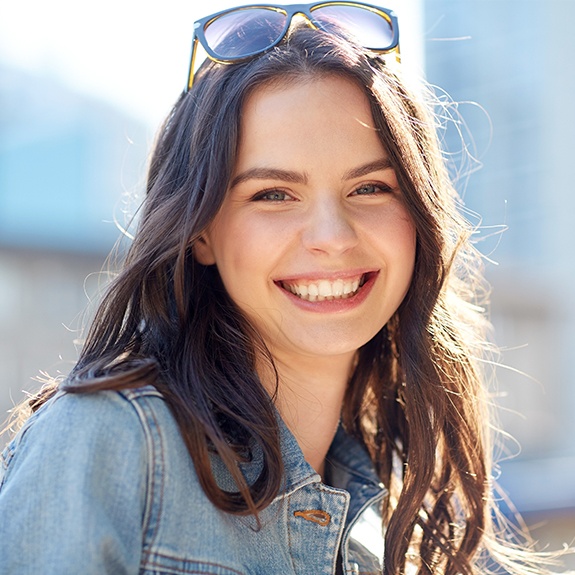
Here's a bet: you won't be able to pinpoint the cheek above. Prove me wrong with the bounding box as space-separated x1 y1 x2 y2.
399 217 417 262
393 234 417 297
376 210 417 299
365 205 416 258
208 217 276 296
215 213 293 266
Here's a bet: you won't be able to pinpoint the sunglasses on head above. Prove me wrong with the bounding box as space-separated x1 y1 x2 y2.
186 2 400 91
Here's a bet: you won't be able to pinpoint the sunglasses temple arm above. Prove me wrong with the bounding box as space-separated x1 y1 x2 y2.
186 36 200 92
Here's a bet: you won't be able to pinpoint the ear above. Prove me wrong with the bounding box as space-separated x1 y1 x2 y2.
193 235 216 266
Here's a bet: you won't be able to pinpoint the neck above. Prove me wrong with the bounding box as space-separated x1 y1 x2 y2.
258 351 355 478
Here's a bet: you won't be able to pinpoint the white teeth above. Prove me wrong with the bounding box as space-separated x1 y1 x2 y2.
318 280 331 297
282 275 366 302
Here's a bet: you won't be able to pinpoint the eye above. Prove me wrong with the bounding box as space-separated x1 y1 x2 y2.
351 183 393 196
252 189 295 202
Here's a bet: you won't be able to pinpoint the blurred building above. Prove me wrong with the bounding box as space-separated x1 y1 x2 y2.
0 65 148 424
424 0 575 561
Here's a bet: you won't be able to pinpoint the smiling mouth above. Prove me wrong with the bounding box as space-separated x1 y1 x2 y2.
278 273 372 302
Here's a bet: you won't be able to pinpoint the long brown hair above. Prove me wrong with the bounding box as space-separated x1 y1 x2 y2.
19 24 559 575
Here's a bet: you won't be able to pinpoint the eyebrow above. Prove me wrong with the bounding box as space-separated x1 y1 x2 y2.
342 158 394 180
230 158 394 189
230 167 308 188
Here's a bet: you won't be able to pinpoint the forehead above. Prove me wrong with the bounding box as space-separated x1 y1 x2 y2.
242 74 375 126
235 75 384 171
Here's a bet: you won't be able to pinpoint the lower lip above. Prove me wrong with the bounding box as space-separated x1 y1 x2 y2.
275 272 379 313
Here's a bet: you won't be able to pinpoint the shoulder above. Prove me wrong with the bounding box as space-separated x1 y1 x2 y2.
10 384 168 439
8 383 159 430
0 385 180 573
0 385 175 490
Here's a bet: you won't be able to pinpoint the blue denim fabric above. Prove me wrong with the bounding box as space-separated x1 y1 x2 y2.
0 386 386 574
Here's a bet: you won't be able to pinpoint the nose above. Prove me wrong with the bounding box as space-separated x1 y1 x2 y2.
301 197 359 256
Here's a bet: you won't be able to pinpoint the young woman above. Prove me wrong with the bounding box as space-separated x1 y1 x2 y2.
0 3 564 574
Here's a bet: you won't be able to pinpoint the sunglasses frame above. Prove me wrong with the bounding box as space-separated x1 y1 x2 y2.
186 2 400 91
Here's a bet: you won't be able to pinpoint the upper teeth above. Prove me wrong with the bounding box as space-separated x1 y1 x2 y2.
281 277 363 301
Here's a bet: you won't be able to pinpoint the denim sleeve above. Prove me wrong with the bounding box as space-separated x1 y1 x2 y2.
0 390 149 574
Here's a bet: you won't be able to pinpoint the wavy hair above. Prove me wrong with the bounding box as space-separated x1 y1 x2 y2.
20 24 559 575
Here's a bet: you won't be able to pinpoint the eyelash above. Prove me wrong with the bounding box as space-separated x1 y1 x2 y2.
252 189 293 202
350 183 393 196
251 182 394 202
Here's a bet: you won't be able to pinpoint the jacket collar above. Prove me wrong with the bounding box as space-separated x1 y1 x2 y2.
277 415 386 517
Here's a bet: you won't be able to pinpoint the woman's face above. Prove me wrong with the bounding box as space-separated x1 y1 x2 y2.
195 75 416 365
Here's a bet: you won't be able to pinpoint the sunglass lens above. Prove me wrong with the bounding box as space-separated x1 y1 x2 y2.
311 5 395 51
204 8 288 59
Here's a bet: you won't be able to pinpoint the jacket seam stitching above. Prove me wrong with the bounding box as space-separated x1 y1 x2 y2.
286 491 299 574
120 392 165 566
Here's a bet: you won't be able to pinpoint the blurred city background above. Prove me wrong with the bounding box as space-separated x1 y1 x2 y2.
1 0 573 567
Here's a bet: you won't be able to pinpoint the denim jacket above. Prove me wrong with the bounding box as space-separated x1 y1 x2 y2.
0 386 387 574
